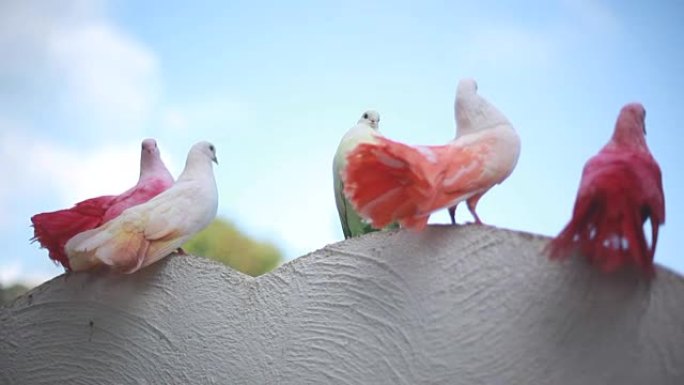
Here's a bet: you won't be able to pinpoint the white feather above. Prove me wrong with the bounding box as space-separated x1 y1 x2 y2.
65 141 219 273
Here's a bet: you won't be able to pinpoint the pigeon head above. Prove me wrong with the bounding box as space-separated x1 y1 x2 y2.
457 78 478 97
612 103 648 151
454 78 510 136
139 138 169 178
618 103 647 136
191 141 219 165
358 110 380 129
141 139 161 157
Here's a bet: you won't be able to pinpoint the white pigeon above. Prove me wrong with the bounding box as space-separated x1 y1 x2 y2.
333 110 400 238
342 78 521 230
65 141 219 273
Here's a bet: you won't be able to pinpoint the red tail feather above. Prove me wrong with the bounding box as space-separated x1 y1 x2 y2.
343 137 439 230
546 164 659 277
399 215 430 230
31 196 115 270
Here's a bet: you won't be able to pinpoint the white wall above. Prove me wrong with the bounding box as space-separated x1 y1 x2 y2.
2 225 683 384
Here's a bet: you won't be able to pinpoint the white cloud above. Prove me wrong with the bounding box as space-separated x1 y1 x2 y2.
0 261 58 287
0 0 158 137
48 22 159 131
0 1 100 75
31 140 147 204
0 128 181 207
0 1 173 285
0 127 181 286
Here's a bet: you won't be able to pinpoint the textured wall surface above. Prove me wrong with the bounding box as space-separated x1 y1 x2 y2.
2 225 684 385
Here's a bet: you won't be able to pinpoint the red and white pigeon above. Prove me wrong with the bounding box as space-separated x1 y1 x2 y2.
65 141 219 274
546 103 665 276
30 139 174 271
342 78 521 230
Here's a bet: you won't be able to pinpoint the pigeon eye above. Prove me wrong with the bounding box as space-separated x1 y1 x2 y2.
209 145 215 152
363 113 369 119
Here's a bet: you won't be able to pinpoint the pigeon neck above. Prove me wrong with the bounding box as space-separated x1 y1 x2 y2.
456 97 509 136
139 156 170 181
610 117 649 153
177 153 212 182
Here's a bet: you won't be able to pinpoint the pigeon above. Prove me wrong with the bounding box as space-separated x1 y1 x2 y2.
65 141 219 274
333 110 398 238
342 79 520 230
31 139 174 270
546 103 665 276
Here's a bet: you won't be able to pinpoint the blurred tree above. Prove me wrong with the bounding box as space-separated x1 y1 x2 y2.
184 217 282 277
0 283 29 305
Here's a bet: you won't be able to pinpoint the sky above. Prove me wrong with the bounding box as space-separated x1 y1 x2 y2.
0 0 682 286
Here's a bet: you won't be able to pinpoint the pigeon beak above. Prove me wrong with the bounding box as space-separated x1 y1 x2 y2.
212 155 218 165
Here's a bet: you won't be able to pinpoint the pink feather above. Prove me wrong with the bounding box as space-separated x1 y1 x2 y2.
546 103 665 276
30 139 175 270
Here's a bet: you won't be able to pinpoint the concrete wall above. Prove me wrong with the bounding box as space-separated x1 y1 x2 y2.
2 225 684 385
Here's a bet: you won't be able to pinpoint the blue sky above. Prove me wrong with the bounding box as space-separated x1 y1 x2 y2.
1 0 682 285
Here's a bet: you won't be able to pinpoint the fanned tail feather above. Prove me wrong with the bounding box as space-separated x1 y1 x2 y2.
546 193 653 276
139 234 185 271
343 138 437 230
97 231 149 274
63 227 108 272
649 211 660 261
545 193 596 260
65 220 148 273
399 215 431 231
30 196 115 270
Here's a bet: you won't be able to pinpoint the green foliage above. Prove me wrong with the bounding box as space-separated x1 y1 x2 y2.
184 217 282 277
0 283 30 305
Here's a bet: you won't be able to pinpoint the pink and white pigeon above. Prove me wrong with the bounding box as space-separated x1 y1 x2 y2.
342 78 520 230
65 141 219 274
31 139 174 270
